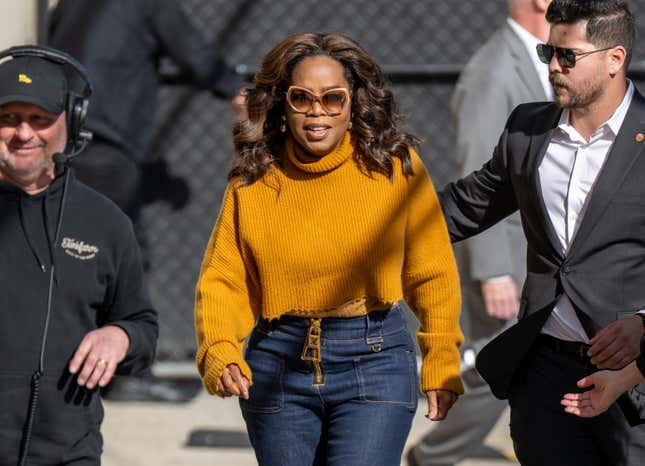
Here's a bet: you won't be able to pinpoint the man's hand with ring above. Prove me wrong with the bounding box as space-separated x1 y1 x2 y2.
69 325 130 389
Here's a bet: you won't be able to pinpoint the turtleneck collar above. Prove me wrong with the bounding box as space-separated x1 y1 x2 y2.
285 132 354 174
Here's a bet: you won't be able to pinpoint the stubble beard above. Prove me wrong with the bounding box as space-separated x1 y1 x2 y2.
551 74 605 109
0 147 55 187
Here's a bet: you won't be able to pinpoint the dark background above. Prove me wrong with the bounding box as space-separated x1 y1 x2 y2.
44 0 645 361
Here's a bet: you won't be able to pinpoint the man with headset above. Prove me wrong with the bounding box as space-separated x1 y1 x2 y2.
0 47 158 465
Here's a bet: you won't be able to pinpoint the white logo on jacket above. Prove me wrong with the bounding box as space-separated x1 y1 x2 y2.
61 237 99 260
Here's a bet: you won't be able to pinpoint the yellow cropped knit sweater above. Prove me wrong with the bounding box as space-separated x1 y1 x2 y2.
195 133 463 396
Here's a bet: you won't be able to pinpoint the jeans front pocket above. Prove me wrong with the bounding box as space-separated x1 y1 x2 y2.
240 346 284 413
355 347 417 408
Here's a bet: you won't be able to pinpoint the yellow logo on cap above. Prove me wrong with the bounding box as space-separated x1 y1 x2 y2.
18 73 32 84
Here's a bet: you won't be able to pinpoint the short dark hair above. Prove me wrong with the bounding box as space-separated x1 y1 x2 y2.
546 0 635 66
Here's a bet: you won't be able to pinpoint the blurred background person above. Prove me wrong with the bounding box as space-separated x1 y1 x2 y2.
46 0 246 401
47 0 246 225
407 1 551 465
195 32 464 466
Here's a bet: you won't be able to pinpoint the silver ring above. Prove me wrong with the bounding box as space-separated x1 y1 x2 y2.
98 359 108 365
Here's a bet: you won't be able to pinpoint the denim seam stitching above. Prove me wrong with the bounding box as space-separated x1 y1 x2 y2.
240 356 285 413
354 349 416 406
354 357 366 400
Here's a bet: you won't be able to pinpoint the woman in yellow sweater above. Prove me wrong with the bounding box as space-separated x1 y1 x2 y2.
194 32 463 465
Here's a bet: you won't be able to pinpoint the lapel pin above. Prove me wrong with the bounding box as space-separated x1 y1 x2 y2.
636 133 645 143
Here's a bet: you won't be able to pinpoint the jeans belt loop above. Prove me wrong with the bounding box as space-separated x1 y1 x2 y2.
365 312 384 351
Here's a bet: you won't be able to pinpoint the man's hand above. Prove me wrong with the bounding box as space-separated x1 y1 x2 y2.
69 325 130 389
425 390 458 421
218 363 250 399
588 315 644 369
481 277 519 320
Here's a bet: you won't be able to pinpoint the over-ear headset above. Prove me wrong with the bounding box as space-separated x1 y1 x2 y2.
0 45 93 155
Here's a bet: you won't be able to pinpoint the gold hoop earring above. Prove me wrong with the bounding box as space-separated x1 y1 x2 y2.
280 115 286 133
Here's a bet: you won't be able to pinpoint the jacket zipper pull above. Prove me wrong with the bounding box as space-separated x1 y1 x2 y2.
40 264 46 272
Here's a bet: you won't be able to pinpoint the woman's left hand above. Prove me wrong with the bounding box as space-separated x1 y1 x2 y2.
218 363 250 399
425 390 458 421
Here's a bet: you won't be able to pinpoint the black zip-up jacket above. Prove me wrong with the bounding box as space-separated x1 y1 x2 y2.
0 173 158 464
48 0 245 160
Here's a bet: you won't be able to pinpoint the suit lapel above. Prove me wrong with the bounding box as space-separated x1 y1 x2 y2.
505 24 547 102
505 23 561 257
567 90 645 257
527 106 565 261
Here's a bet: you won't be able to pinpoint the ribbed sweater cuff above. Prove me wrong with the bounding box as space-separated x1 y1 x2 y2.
419 336 464 395
201 343 252 397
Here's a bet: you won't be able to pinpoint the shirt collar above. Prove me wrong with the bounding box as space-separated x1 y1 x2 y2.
507 18 552 100
557 80 634 140
507 17 542 54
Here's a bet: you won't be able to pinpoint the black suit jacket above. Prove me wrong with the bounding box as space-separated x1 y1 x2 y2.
439 89 645 425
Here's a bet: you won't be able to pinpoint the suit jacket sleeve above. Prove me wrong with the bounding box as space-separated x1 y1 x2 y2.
439 106 520 243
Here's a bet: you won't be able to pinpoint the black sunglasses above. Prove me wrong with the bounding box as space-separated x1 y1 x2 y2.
536 43 615 68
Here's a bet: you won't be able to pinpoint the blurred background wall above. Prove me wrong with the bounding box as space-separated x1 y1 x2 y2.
10 0 645 364
0 2 37 48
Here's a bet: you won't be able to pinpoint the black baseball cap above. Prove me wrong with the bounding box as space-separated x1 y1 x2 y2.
0 56 67 115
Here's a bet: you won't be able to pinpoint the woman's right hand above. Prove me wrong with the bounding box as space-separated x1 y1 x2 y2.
218 363 250 399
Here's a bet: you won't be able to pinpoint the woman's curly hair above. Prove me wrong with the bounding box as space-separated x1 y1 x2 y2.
230 32 420 185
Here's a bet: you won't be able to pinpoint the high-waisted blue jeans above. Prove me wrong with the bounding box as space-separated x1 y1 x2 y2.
240 304 418 466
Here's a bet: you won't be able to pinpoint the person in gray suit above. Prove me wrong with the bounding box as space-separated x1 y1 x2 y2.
407 1 551 464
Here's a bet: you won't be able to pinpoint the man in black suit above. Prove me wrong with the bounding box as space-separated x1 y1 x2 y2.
440 1 645 465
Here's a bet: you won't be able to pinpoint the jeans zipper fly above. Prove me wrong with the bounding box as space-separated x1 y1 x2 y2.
301 318 324 386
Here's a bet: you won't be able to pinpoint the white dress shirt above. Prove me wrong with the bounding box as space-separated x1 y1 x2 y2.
507 18 553 101
538 81 634 342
